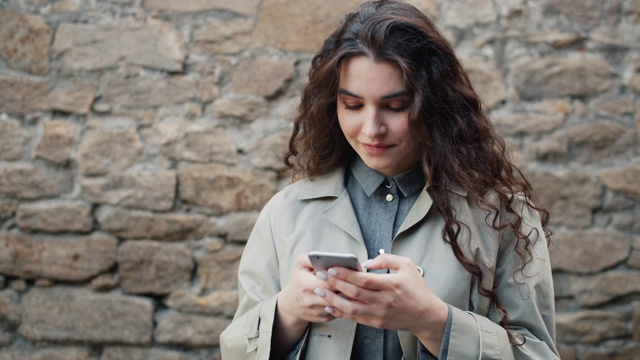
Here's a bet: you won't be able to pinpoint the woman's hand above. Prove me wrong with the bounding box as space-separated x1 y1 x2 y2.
314 253 449 355
278 252 338 325
272 253 337 358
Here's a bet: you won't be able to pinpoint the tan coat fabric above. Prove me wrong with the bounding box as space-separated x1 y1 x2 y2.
220 167 559 360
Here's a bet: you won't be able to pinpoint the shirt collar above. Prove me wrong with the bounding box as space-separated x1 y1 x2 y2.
350 157 425 198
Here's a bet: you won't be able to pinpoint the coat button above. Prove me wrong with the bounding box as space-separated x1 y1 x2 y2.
385 194 393 201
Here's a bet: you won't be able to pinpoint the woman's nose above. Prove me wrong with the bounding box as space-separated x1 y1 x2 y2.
361 109 386 137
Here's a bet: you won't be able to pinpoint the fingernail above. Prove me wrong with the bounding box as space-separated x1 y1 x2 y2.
314 288 326 297
361 259 373 268
328 268 339 276
324 306 335 314
316 271 328 280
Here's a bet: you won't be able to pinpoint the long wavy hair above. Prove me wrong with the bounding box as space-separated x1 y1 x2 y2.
285 0 550 345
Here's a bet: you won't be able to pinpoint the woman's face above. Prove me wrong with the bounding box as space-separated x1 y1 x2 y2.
337 56 420 177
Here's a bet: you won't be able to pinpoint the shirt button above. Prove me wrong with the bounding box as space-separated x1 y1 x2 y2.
386 194 394 202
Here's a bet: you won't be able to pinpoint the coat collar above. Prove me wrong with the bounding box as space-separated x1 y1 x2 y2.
297 167 347 200
296 166 468 200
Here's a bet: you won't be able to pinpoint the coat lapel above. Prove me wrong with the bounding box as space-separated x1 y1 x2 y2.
322 191 365 246
298 168 365 247
396 186 434 236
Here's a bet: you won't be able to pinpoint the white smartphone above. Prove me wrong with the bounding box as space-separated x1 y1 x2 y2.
308 251 361 272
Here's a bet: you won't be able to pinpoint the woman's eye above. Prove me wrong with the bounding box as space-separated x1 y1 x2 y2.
344 103 362 110
387 104 409 112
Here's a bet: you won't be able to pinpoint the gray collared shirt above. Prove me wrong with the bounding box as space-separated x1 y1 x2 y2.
347 158 420 360
346 158 451 360
347 157 426 260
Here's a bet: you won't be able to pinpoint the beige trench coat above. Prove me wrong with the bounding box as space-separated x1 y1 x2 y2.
220 167 559 360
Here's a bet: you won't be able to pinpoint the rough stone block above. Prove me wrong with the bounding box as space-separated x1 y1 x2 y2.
96 206 207 240
577 344 640 360
512 54 614 99
19 287 153 345
0 289 20 345
142 119 238 165
551 230 630 274
572 271 640 306
34 120 77 164
552 272 574 298
525 134 569 163
52 0 80 13
212 212 259 243
0 347 93 360
563 120 634 164
80 167 176 211
0 163 72 200
600 164 640 202
154 311 231 347
442 0 497 28
178 164 276 215
165 289 238 316
52 18 184 72
230 59 294 97
526 31 584 48
90 273 118 292
0 9 51 75
556 346 576 360
102 74 198 108
462 58 505 109
556 310 628 343
102 347 187 360
0 118 25 161
200 75 220 103
492 111 565 136
145 0 260 16
591 23 640 48
118 240 193 295
16 200 93 233
547 0 604 27
626 0 640 23
0 232 117 281
210 94 268 123
248 131 290 171
0 200 17 220
0 73 95 114
527 171 601 228
590 94 635 116
76 127 143 176
45 82 97 114
191 19 253 55
196 245 243 292
253 0 362 52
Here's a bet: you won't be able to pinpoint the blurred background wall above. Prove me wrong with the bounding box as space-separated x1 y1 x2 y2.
0 0 639 359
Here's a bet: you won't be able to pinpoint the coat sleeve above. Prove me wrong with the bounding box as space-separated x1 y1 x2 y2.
220 196 287 360
445 202 559 360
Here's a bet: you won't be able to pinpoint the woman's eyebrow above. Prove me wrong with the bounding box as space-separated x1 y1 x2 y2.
338 88 363 99
338 88 408 99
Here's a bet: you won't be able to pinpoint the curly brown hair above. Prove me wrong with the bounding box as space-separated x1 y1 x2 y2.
285 0 550 345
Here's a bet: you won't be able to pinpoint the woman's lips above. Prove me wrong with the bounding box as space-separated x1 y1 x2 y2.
361 143 394 155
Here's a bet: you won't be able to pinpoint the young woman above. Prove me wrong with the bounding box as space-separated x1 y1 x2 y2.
220 1 558 359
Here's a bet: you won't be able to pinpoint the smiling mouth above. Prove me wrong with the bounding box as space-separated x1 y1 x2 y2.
362 143 394 154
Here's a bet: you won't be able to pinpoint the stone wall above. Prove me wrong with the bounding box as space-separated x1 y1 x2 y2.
0 0 638 359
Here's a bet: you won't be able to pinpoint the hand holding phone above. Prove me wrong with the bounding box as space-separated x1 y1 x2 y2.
308 251 362 272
